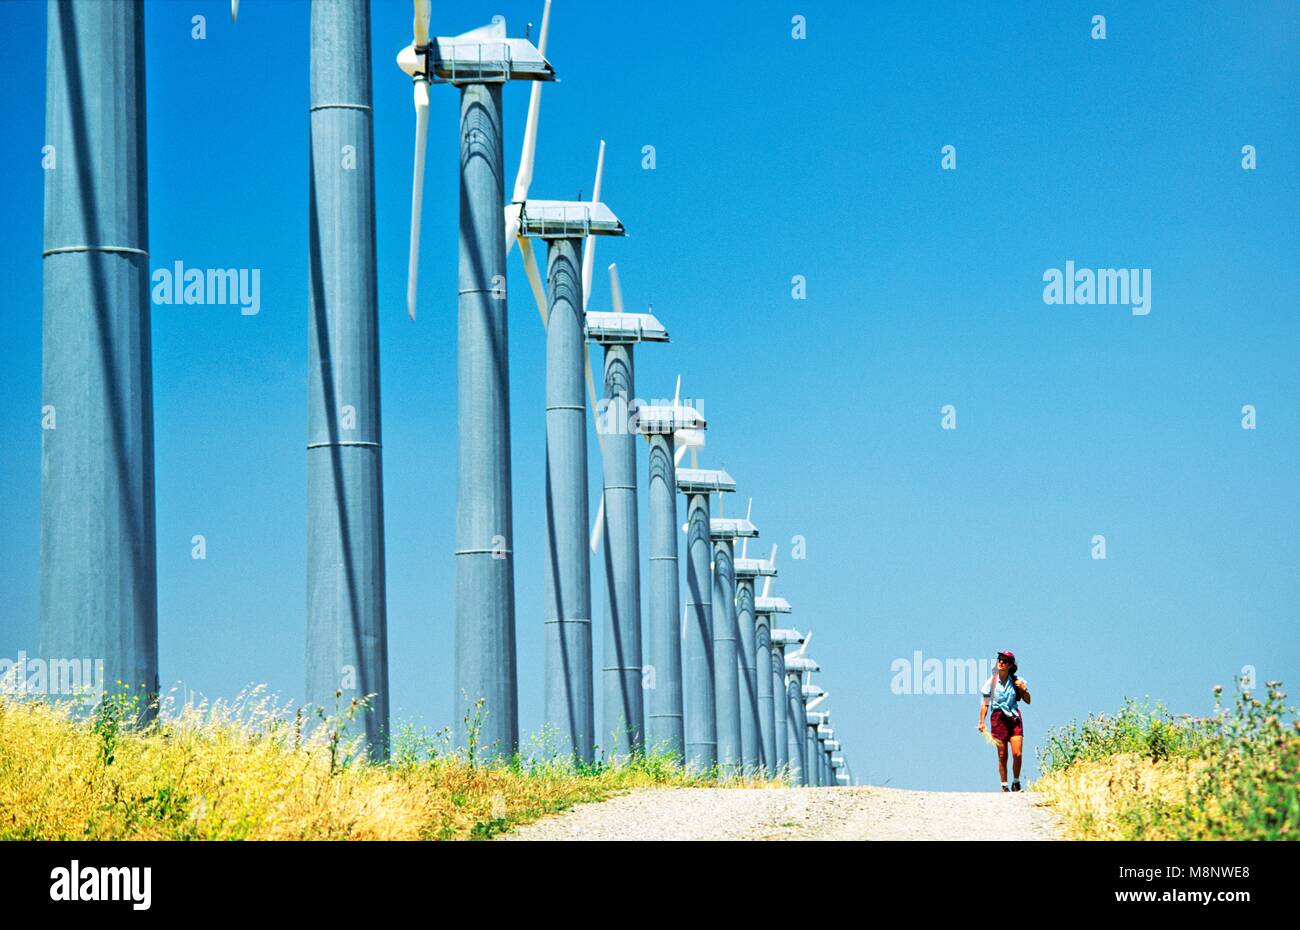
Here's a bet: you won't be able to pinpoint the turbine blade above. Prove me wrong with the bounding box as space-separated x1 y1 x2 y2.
580 141 607 310
608 263 625 315
673 374 681 407
512 83 543 204
231 0 239 24
581 236 596 313
510 1 550 203
589 495 606 553
584 343 608 460
761 544 777 597
674 442 688 466
504 203 519 256
536 0 552 54
517 235 548 326
413 0 431 48
407 78 430 321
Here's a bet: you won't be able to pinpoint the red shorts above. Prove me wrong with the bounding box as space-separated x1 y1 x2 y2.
990 708 1023 742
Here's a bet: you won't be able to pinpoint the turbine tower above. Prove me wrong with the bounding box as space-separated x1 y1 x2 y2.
396 2 553 758
634 384 703 760
306 0 389 760
785 644 816 786
805 706 828 786
770 625 803 777
817 721 833 786
676 465 734 771
41 0 157 714
709 507 757 775
521 187 627 762
785 632 818 786
586 273 668 757
736 541 777 774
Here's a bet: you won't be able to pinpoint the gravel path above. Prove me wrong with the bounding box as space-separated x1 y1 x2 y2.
502 786 1067 841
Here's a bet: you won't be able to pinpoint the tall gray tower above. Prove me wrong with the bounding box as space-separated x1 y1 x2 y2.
40 0 157 714
396 11 553 759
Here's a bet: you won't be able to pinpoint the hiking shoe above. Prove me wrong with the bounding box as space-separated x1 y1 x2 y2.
1011 781 1021 792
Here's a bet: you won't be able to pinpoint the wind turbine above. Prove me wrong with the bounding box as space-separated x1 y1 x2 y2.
676 460 734 772
395 1 554 759
41 0 157 716
817 720 834 787
803 663 830 787
770 623 802 778
785 641 817 786
740 542 779 774
728 500 766 775
635 382 703 760
506 141 627 765
305 0 389 760
709 504 758 776
587 265 669 757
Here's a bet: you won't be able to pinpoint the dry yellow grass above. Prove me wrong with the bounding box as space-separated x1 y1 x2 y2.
0 690 778 840
1032 752 1206 840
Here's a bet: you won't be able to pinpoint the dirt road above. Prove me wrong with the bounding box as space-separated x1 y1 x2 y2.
502 785 1068 841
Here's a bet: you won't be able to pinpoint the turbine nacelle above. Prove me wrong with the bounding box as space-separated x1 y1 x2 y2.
771 627 804 647
755 594 793 614
733 555 777 579
396 20 555 84
585 310 669 345
709 516 759 541
786 654 819 674
517 200 625 240
676 467 737 496
636 402 705 436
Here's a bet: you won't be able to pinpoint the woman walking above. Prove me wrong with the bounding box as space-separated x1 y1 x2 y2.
978 650 1031 792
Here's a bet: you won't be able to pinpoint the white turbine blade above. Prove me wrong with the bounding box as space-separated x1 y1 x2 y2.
761 544 777 597
536 0 552 54
608 263 625 315
509 1 550 209
807 692 827 710
517 235 548 325
231 0 239 23
795 630 812 658
674 442 689 466
406 79 430 321
589 495 606 552
511 79 544 205
413 0 431 48
673 374 681 407
580 140 607 310
584 343 607 458
741 497 752 558
504 203 521 257
691 447 698 469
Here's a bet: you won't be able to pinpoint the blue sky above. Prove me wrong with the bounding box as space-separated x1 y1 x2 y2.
1 0 1296 791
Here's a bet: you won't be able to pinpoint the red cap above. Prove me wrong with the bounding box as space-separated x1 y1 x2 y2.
997 650 1016 661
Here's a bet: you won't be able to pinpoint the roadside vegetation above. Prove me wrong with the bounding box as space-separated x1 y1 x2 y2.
1032 677 1298 840
0 686 778 840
